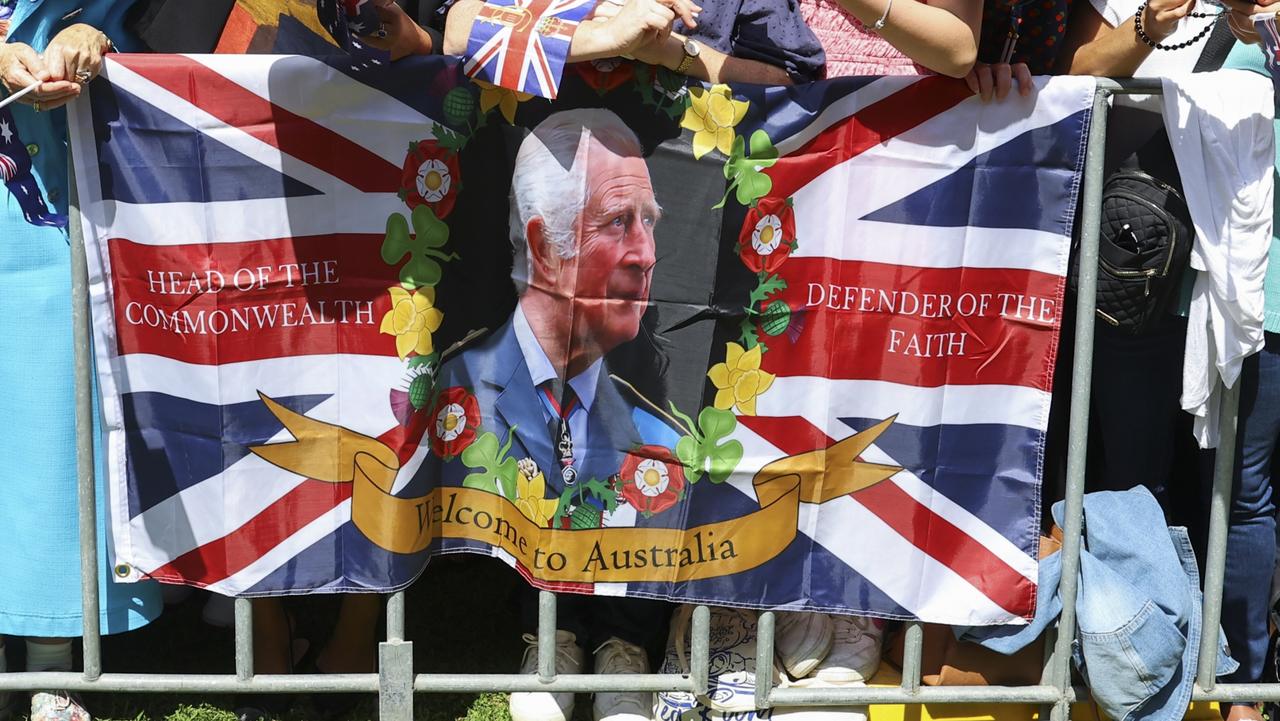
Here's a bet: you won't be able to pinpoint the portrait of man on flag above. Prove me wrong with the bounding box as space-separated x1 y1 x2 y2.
427 107 686 534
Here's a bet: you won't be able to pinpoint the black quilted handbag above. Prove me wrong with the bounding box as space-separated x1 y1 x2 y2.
1072 170 1194 334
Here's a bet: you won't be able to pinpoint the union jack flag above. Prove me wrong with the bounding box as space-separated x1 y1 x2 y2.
463 0 597 98
69 54 1094 624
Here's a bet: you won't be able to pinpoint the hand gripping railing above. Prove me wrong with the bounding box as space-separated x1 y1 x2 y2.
0 77 1257 721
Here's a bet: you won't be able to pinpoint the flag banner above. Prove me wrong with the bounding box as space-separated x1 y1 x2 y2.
69 54 1093 624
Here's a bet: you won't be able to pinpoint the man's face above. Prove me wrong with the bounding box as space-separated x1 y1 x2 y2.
560 138 659 355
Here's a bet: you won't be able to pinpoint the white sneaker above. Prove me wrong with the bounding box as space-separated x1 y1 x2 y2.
774 613 833 680
800 616 882 686
592 638 651 721
655 605 781 719
511 631 583 721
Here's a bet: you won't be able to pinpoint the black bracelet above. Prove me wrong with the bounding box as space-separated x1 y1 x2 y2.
1133 1 1220 50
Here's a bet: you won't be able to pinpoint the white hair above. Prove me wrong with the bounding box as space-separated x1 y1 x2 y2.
509 109 644 292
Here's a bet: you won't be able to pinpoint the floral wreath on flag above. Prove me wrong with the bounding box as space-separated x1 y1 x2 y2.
378 72 807 527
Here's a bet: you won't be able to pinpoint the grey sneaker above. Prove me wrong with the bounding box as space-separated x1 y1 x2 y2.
592 638 651 721
796 616 882 686
774 612 833 680
511 631 583 721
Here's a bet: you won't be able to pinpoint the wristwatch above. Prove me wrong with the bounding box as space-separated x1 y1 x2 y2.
674 37 700 75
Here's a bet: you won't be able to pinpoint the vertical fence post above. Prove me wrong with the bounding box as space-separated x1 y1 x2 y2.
1197 380 1242 690
537 591 558 681
754 611 775 709
68 153 102 682
387 591 406 642
380 591 414 721
1048 83 1112 721
900 622 924 695
690 605 711 697
234 598 254 682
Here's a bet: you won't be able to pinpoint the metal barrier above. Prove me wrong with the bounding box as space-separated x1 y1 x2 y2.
0 76 1263 721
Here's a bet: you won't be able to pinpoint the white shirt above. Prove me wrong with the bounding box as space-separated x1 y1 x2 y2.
512 305 603 465
1088 0 1212 112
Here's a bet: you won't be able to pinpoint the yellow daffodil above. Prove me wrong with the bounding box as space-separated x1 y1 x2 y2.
514 460 559 527
379 286 444 360
707 342 775 416
475 80 532 125
680 84 749 159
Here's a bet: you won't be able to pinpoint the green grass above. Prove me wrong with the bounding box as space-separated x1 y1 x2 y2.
8 556 530 721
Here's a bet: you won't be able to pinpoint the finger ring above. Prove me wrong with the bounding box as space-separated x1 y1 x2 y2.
32 101 41 113
75 69 92 84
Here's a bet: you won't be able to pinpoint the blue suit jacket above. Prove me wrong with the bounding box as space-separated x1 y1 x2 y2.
435 318 654 500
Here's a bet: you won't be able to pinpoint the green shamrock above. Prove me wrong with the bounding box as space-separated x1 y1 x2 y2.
382 205 460 288
714 130 779 209
461 428 520 500
672 406 744 485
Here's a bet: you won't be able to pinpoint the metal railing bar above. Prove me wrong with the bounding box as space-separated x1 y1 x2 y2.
900 621 923 695
0 673 378 693
414 673 701 693
537 591 557 681
1194 683 1280 702
68 151 102 682
234 598 253 682
771 685 1070 705
1197 380 1241 690
689 605 710 696
754 610 776 709
387 591 406 643
1048 80 1113 721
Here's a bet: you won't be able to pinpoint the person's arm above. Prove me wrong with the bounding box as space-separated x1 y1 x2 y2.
361 0 437 58
1055 0 1192 75
832 0 982 78
442 0 698 61
629 31 795 83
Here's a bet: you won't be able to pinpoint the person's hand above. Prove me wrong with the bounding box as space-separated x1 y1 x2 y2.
590 0 700 30
577 0 698 59
360 0 434 59
1221 0 1277 43
44 23 111 82
0 42 80 111
964 62 1033 101
578 0 680 59
1226 9 1262 42
1140 0 1198 43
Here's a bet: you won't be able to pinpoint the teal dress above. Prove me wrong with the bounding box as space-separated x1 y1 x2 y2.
0 0 160 637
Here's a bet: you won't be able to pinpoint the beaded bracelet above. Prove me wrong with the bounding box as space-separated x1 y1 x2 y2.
1133 1 1220 50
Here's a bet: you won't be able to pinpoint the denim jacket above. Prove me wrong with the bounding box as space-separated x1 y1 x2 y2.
961 487 1237 721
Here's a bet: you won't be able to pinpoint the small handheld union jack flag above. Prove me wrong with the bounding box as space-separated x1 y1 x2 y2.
463 0 598 99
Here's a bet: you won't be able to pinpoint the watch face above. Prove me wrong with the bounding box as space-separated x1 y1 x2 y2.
685 39 701 56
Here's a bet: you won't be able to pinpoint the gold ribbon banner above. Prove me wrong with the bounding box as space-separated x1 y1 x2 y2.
249 393 900 584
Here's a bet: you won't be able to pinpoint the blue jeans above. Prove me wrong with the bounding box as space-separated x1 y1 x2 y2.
1218 332 1280 687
